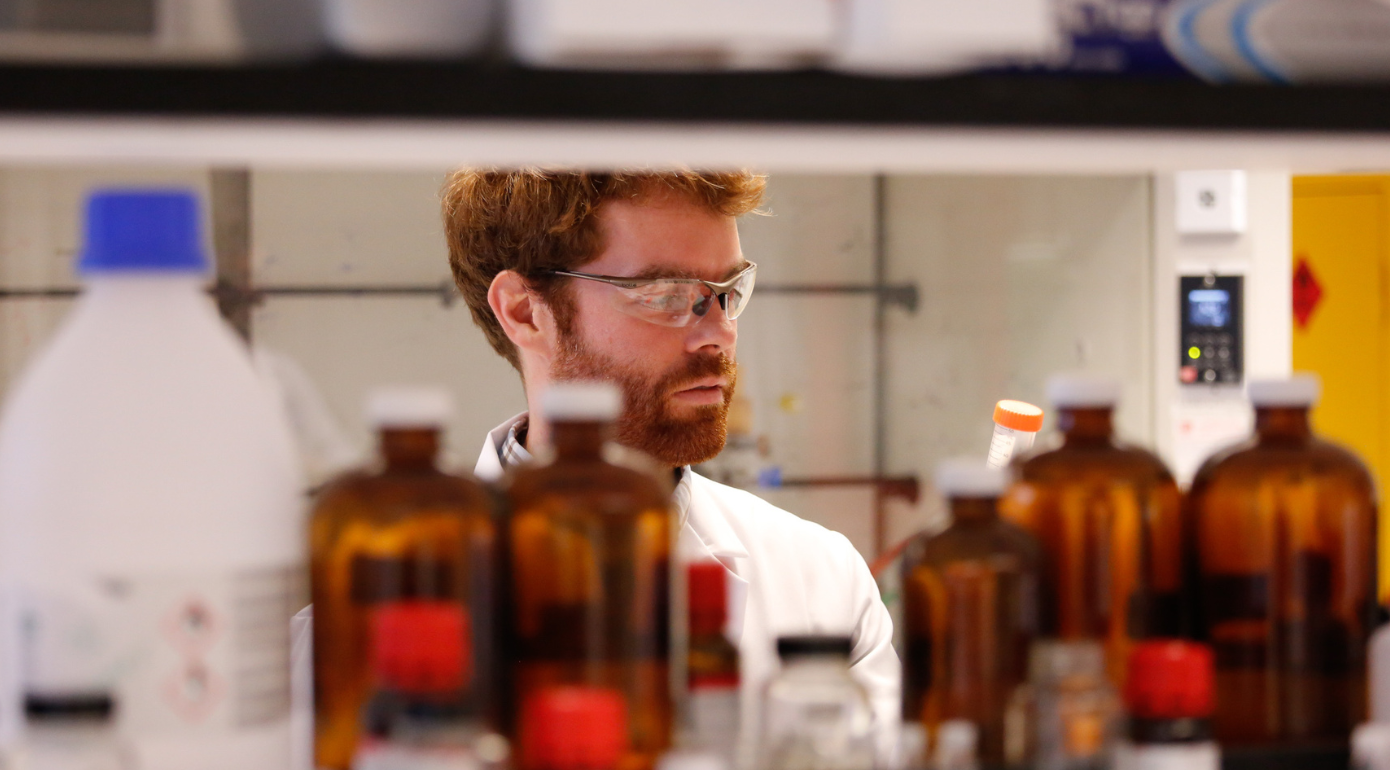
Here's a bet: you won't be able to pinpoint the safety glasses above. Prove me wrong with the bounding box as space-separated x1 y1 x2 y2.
550 262 757 328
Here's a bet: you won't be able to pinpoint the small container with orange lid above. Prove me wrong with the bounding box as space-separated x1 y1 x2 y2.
987 400 1045 469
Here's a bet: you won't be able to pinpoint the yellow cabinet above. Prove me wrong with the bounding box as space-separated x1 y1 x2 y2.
1292 175 1390 601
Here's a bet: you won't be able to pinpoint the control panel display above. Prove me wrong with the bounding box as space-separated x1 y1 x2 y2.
1188 289 1230 327
1180 275 1242 385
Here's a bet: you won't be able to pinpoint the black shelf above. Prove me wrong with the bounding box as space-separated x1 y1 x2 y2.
0 59 1389 131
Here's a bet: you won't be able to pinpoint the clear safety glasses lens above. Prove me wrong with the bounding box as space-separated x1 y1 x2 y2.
724 267 756 319
612 267 756 328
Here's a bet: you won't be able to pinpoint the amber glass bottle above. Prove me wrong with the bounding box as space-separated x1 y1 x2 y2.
1187 374 1377 745
1002 374 1184 686
310 387 497 770
505 383 674 770
901 460 1043 765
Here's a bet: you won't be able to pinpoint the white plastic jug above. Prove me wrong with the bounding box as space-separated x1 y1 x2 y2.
0 190 304 770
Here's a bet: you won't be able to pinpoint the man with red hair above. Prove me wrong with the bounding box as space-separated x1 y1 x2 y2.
444 169 899 753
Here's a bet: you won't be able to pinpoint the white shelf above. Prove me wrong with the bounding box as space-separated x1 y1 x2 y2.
2 116 1390 173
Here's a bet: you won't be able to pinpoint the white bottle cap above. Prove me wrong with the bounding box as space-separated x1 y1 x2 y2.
1046 373 1121 408
1247 374 1321 407
935 458 1008 498
541 381 622 422
896 723 929 770
935 719 979 764
656 750 727 770
365 386 453 428
1030 639 1106 683
1353 722 1390 770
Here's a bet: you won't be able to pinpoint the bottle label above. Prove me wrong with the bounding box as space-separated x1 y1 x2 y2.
20 566 301 732
689 684 740 751
987 429 1018 469
353 740 482 770
1114 741 1220 770
690 673 739 689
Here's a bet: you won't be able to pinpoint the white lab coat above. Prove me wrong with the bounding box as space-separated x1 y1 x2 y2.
476 414 901 755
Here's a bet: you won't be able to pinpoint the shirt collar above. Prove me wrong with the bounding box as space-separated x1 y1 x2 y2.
498 414 534 468
672 466 693 531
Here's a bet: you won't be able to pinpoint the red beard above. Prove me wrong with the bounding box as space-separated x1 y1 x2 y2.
552 332 736 467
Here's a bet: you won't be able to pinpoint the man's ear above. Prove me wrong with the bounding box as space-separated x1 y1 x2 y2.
488 270 557 356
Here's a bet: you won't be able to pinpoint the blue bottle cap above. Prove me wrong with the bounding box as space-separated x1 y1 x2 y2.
78 189 208 274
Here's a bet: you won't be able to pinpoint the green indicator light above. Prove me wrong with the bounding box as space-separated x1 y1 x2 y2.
1188 346 1201 359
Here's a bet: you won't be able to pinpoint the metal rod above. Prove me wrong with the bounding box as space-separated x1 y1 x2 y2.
872 174 890 558
247 282 915 305
0 284 455 301
251 284 456 299
0 282 920 312
757 283 918 312
211 168 253 341
0 288 79 298
778 475 919 505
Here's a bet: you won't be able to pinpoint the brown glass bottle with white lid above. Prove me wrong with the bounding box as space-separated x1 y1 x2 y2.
505 382 674 770
1001 374 1184 686
309 387 497 770
901 459 1042 765
1187 373 1377 745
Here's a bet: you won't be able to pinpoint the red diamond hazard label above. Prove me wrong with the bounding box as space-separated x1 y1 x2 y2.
162 595 220 656
1293 256 1323 330
161 661 225 723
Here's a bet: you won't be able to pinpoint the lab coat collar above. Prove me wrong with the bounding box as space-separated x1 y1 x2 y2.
683 471 751 560
681 470 751 643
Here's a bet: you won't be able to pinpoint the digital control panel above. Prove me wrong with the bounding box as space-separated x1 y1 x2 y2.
1179 274 1243 385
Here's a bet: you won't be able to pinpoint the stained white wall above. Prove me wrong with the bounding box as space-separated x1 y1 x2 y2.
249 169 525 472
730 174 879 553
0 166 1161 562
883 175 1155 546
739 174 1157 557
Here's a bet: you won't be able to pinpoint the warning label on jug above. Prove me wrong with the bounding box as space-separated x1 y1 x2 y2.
20 566 301 732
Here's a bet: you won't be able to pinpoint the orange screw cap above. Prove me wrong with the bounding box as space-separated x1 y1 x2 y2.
993 400 1044 433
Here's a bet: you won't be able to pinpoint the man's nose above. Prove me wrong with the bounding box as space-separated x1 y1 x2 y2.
687 297 736 354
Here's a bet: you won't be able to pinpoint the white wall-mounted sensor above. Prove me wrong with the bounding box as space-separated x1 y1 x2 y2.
1176 170 1248 235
